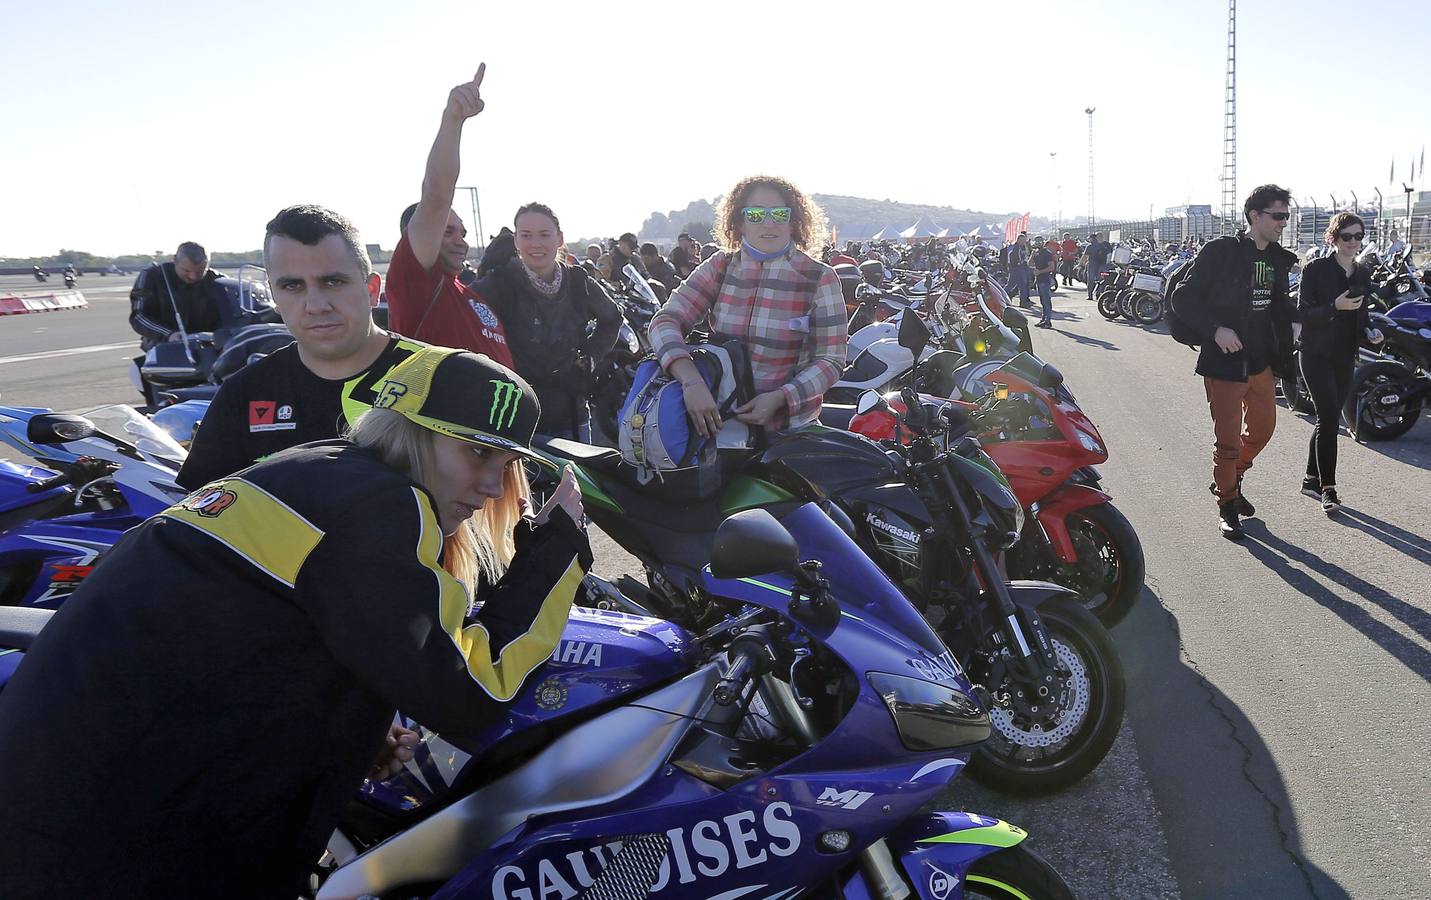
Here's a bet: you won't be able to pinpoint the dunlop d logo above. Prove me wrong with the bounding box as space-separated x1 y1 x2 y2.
489 380 521 429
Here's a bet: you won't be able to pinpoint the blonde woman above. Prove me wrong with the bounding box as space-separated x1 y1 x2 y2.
648 175 848 437
0 347 588 899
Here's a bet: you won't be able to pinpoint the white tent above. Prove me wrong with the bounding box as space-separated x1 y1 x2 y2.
899 216 944 240
869 225 904 241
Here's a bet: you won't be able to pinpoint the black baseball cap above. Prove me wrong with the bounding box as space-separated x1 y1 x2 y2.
372 347 549 465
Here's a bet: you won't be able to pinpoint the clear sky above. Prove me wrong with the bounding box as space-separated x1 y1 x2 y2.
1 0 1426 256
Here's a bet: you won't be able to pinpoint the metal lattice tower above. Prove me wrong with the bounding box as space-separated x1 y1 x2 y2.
1085 107 1096 228
1219 0 1237 231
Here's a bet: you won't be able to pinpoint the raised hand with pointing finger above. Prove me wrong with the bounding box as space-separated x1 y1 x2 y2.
444 63 487 121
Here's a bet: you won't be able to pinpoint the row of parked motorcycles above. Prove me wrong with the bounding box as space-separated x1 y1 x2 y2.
0 251 1143 898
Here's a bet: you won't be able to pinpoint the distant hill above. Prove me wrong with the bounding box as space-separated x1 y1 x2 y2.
636 193 1063 243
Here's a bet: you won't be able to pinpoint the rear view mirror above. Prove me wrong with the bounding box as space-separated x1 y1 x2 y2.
27 413 96 445
856 390 883 416
1039 363 1065 389
896 308 932 354
710 509 799 580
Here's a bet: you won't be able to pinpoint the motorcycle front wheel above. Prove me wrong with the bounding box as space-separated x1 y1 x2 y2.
1342 360 1422 441
963 844 1076 900
966 599 1125 795
1095 291 1121 320
1009 503 1144 628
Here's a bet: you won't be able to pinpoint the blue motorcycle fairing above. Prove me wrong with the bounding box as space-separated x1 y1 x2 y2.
436 762 969 900
0 459 71 515
883 811 1032 900
355 606 698 815
703 504 984 778
0 513 142 608
0 649 22 687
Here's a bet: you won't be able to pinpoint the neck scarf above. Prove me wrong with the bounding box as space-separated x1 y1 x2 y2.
521 258 563 298
741 239 793 262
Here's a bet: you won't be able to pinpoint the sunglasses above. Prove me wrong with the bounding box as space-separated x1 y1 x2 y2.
1257 210 1291 221
1337 231 1365 242
742 206 792 225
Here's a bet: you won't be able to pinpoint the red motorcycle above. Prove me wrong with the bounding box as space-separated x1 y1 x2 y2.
846 353 1144 627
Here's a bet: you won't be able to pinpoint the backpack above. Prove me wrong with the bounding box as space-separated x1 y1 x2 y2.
617 343 750 499
1164 255 1204 348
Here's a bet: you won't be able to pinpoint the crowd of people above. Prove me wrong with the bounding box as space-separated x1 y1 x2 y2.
3 63 849 898
3 51 1402 894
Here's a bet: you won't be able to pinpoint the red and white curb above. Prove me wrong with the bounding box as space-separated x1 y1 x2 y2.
0 291 89 316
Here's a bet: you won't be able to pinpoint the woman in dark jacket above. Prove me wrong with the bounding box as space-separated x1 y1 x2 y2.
1296 212 1385 513
472 202 624 441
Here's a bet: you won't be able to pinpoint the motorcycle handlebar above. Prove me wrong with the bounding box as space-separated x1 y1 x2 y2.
713 634 772 706
27 472 72 493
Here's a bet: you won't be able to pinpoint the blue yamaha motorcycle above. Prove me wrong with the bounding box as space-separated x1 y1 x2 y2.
0 504 1076 898
0 403 187 607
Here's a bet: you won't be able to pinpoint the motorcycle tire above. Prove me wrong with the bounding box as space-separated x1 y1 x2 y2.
962 844 1076 900
966 599 1125 795
1117 290 1138 322
1342 360 1421 441
1011 503 1144 629
1095 291 1121 320
1132 291 1164 325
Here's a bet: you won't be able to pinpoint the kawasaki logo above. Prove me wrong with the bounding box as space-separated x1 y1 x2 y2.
489 379 521 429
867 512 920 544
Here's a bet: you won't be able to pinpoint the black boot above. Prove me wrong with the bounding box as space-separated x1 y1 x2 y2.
1218 500 1244 540
1301 475 1322 498
1235 477 1255 517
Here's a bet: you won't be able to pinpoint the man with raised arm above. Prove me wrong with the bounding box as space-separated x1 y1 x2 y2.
386 64 513 367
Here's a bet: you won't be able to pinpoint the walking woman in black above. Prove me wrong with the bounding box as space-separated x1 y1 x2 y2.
1296 212 1385 513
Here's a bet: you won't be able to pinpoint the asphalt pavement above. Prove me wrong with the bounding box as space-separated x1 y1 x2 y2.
0 275 1427 898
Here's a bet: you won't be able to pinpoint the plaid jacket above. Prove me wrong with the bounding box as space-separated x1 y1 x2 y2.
649 247 848 429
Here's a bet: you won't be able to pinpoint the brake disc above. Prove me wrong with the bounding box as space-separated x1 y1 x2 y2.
988 638 1090 747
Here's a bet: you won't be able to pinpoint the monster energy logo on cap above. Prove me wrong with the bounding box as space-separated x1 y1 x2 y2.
489 379 522 429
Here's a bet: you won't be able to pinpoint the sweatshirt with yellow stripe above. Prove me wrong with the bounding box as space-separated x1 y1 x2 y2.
0 440 593 900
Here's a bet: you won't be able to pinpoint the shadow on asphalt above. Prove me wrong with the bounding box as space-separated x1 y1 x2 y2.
1330 506 1431 564
1236 522 1431 682
1053 329 1121 351
1117 584 1352 899
1349 425 1431 472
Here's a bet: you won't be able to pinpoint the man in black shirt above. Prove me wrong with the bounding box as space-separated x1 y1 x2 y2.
128 242 229 350
177 206 425 490
669 232 696 280
1170 185 1299 539
1083 232 1111 299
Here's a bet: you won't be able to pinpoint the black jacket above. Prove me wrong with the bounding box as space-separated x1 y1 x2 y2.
128 262 228 348
1170 235 1299 381
0 441 591 900
1296 255 1371 359
475 259 623 391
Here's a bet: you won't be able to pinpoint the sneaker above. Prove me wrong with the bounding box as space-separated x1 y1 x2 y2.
1321 487 1342 514
1301 476 1322 498
1035 319 1054 329
1218 500 1244 540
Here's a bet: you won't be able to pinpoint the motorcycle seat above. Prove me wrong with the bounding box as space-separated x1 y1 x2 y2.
0 606 54 652
539 437 624 475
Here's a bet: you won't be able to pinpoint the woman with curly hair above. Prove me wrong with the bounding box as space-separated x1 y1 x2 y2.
647 175 847 436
